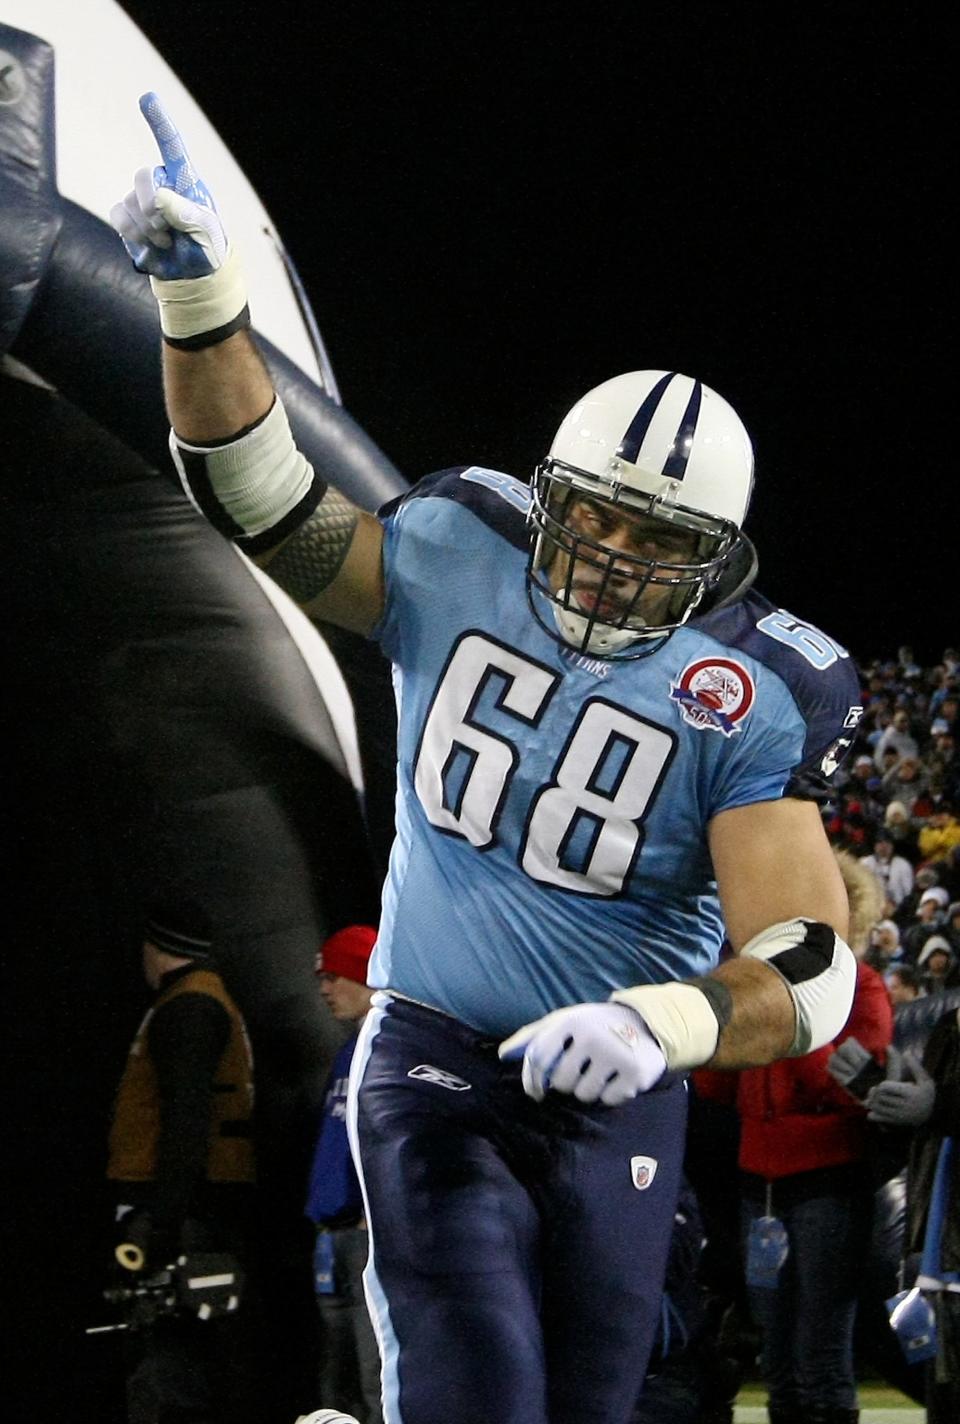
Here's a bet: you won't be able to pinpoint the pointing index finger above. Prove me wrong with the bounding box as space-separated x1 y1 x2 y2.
139 91 194 190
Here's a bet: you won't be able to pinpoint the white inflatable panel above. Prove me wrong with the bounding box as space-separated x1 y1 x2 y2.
1 0 321 382
1 0 367 804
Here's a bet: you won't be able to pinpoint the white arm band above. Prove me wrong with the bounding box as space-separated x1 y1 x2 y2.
738 917 857 1056
170 395 326 552
611 917 857 1069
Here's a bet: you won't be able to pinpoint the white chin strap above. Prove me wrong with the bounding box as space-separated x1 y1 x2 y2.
553 603 644 656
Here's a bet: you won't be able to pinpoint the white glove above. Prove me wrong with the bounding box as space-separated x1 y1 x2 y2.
499 1002 667 1106
110 92 227 279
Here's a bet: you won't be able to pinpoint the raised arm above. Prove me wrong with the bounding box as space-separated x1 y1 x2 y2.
111 94 384 634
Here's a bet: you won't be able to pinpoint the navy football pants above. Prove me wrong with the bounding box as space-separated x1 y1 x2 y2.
348 996 688 1424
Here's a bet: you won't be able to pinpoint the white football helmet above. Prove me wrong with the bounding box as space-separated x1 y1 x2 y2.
527 370 757 657
294 1412 361 1424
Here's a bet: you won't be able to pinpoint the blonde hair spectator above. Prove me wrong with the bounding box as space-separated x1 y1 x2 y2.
833 848 884 953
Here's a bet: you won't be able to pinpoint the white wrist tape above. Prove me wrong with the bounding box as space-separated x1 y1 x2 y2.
150 245 249 345
609 982 723 1071
171 396 325 551
740 917 857 1056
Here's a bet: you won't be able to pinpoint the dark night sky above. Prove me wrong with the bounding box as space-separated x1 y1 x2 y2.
117 2 950 664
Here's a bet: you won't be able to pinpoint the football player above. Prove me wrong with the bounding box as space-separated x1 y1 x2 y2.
111 94 861 1424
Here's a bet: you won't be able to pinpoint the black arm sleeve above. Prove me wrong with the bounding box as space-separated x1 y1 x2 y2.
147 990 231 1236
925 1012 960 1137
930 1080 960 1136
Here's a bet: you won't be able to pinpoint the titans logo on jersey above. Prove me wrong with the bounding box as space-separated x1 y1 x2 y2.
369 467 859 1037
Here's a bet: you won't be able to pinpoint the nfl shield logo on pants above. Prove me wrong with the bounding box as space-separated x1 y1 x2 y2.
630 1155 658 1191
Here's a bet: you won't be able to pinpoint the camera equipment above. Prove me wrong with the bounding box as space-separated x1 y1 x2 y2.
86 1252 243 1335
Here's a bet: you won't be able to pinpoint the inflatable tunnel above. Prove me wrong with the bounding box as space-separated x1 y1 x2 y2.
1 10 405 1405
1 5 406 1004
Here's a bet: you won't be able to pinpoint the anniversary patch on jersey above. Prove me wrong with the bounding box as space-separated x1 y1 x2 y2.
669 657 756 736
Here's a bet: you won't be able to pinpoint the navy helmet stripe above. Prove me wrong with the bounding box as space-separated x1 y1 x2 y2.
616 372 676 464
617 373 703 481
661 380 702 479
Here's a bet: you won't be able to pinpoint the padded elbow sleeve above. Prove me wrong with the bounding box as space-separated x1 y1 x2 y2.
170 396 327 553
740 918 857 1056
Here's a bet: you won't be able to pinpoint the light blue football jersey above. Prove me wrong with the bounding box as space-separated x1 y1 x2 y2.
368 466 862 1036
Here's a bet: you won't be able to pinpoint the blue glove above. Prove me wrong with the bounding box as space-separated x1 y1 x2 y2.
866 1050 936 1127
499 1002 667 1106
110 92 227 279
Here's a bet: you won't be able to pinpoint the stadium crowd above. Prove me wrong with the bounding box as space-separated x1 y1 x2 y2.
824 643 960 983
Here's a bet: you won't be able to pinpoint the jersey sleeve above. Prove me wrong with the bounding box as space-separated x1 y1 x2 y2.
708 697 811 815
698 593 864 815
373 466 529 662
373 468 460 661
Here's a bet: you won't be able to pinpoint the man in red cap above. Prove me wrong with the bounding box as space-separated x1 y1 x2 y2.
305 927 381 1424
315 927 379 1028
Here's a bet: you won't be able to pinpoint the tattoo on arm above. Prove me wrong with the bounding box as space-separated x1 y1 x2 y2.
259 490 360 604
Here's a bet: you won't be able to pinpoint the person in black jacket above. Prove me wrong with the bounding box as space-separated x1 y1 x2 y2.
866 1006 960 1424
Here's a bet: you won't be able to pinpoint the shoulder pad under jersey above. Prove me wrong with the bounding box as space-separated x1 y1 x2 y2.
378 465 531 552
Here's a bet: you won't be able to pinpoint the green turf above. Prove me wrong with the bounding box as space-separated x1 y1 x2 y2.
736 1382 918 1408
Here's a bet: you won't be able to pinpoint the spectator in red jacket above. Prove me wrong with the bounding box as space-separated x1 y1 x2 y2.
735 851 893 1424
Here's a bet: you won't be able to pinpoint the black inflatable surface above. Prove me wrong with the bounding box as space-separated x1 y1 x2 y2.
1 21 404 1415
